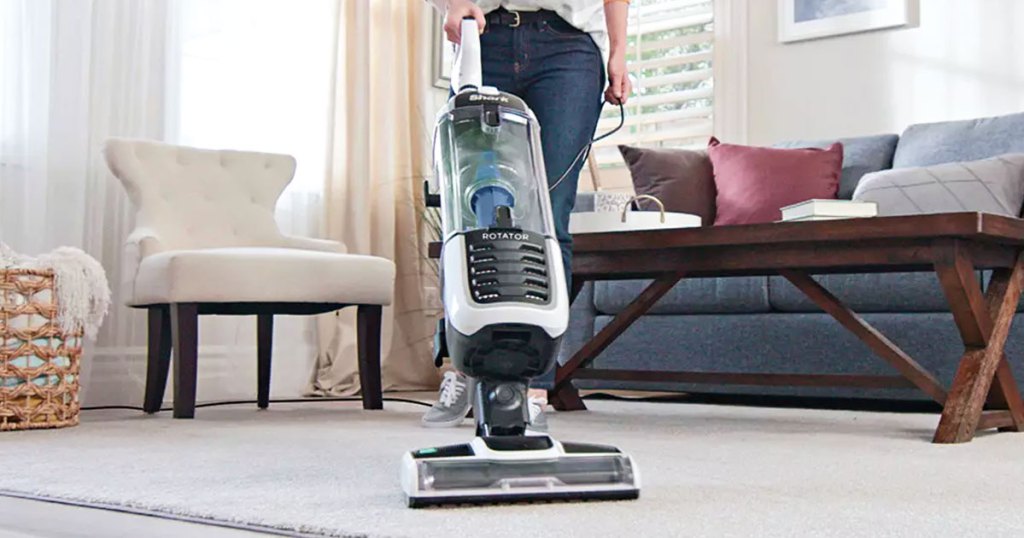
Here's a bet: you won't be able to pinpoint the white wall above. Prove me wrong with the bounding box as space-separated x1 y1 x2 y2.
745 0 1024 145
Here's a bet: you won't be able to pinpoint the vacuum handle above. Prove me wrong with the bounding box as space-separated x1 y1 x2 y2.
452 17 483 93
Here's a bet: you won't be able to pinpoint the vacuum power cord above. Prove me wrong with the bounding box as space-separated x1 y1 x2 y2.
548 101 626 192
82 396 433 413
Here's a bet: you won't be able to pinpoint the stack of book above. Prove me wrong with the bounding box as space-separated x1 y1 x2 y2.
780 199 878 222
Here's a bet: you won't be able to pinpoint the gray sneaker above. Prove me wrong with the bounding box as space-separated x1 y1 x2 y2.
421 371 475 428
527 397 549 432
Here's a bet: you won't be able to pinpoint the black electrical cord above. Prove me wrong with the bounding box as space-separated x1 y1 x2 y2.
94 393 881 415
548 101 626 192
81 396 433 412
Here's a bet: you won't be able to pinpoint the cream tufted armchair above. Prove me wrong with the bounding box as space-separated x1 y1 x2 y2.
104 139 394 418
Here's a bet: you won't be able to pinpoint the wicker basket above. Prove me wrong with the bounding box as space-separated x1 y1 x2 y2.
0 267 82 431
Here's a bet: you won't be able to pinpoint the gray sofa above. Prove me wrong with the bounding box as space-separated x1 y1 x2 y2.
561 111 1024 402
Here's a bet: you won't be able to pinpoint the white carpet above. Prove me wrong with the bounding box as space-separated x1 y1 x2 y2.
1 399 1023 537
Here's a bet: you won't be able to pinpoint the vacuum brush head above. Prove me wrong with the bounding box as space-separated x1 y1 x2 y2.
401 435 640 508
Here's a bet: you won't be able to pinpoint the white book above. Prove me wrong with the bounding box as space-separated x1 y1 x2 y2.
779 214 855 222
780 199 878 221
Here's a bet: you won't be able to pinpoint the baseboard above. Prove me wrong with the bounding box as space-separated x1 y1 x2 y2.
80 344 317 407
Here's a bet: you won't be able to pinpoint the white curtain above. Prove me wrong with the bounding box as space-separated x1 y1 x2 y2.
0 0 335 406
308 0 441 396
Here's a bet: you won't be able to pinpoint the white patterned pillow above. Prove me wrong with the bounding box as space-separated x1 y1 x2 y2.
592 191 636 213
852 154 1024 217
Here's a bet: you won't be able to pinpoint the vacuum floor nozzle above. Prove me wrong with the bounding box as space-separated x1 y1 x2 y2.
402 435 640 508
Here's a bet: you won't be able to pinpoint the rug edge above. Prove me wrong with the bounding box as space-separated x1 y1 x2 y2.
0 488 375 538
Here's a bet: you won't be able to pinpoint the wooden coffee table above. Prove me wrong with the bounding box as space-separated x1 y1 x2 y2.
553 212 1024 444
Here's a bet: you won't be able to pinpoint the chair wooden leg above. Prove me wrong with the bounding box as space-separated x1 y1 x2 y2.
143 305 172 414
357 305 383 410
257 314 273 410
171 303 199 419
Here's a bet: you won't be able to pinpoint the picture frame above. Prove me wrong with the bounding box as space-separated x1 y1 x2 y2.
778 0 918 43
431 10 454 89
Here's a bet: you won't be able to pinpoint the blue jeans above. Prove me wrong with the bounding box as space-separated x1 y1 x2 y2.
480 16 605 389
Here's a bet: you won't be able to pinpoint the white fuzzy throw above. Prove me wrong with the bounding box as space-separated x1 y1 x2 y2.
1 243 111 340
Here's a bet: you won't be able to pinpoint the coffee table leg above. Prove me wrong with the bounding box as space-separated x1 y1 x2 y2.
549 381 587 411
981 268 1024 432
549 272 684 411
991 356 1024 432
550 278 591 411
934 251 1024 443
570 278 587 306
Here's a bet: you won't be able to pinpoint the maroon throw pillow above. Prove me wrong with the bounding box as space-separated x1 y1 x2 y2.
618 145 716 225
707 137 843 225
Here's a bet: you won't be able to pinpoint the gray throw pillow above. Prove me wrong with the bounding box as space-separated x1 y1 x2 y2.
618 145 716 225
893 112 1024 168
852 154 1024 217
775 134 899 199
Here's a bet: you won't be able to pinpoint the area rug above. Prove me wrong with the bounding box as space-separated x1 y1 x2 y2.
1 399 1023 537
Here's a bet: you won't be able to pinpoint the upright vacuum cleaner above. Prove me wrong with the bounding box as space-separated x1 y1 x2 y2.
401 19 640 508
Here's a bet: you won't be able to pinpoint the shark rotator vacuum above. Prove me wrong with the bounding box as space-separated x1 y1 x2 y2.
401 19 639 508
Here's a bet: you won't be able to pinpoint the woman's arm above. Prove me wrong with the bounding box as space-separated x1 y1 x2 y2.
604 0 631 104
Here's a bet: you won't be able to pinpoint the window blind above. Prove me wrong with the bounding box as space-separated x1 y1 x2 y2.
593 0 714 167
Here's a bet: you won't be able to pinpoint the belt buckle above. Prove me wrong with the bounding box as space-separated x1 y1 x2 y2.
508 10 521 28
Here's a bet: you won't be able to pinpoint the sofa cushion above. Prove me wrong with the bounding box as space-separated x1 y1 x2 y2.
852 154 1024 217
707 138 842 225
775 134 899 199
768 273 954 313
980 271 1024 313
594 277 770 315
893 111 1024 168
575 312 975 401
618 145 716 225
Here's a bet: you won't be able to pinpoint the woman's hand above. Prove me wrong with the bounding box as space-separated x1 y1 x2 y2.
605 50 632 104
444 0 486 44
603 0 630 104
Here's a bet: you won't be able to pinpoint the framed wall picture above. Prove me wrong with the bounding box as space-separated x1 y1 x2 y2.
778 0 917 43
431 11 454 89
